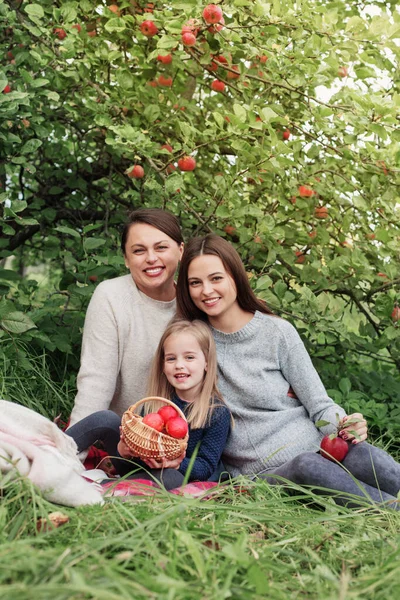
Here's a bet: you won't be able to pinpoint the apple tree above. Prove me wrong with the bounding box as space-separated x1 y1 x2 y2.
0 0 399 438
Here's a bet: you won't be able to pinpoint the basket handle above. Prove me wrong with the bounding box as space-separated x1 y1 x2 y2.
127 396 187 422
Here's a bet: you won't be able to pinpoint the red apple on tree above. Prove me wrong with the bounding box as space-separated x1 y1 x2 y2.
182 32 197 46
108 4 121 16
140 20 158 37
315 206 328 219
391 307 400 322
203 4 223 24
161 143 173 153
182 19 200 36
166 416 188 439
178 156 196 171
295 251 306 264
227 66 240 80
282 129 291 140
338 66 348 78
158 75 173 87
54 28 67 40
298 185 315 197
224 225 236 236
127 165 145 179
211 80 225 92
3 84 11 94
157 54 172 64
142 413 165 432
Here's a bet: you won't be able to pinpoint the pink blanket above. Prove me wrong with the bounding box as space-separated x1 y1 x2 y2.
100 478 223 499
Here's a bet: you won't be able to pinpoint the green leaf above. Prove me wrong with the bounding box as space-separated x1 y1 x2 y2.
46 91 60 101
1 312 36 334
55 226 81 238
260 107 278 122
83 238 107 251
233 103 247 122
339 378 351 395
315 420 331 428
24 4 44 19
20 139 42 154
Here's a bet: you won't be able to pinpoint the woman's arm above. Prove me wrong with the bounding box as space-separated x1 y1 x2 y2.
69 285 120 427
280 328 347 435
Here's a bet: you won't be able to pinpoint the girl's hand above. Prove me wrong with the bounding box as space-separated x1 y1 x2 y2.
142 451 186 471
339 413 368 444
117 437 133 458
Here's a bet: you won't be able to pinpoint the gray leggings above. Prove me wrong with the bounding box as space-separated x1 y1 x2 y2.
259 442 400 510
66 410 184 491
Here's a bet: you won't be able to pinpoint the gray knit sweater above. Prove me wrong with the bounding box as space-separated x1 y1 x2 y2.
213 311 346 477
69 274 176 426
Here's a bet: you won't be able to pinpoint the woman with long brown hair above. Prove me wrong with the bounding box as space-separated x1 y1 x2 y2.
176 234 400 510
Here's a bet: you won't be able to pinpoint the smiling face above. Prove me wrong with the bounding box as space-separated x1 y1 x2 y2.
124 223 183 300
163 331 207 402
187 254 241 327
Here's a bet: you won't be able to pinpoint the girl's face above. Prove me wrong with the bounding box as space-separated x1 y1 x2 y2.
187 254 239 324
124 223 183 300
163 332 207 402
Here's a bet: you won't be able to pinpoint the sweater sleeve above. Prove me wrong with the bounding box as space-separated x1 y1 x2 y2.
279 324 346 435
178 405 231 481
69 284 120 427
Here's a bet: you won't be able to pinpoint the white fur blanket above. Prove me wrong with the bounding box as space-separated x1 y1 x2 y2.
0 400 103 507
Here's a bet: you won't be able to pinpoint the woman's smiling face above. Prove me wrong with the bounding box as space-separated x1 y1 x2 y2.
187 254 239 323
124 223 183 300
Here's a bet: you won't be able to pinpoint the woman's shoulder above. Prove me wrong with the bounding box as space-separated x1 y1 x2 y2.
254 312 303 344
94 274 136 295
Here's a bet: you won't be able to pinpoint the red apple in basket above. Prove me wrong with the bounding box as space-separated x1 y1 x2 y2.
166 416 188 439
142 412 164 432
320 434 349 462
158 405 178 423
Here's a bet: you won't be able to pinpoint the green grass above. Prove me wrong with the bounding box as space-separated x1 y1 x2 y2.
0 477 399 600
1 358 399 599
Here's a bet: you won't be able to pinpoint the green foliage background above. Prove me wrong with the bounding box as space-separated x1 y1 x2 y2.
0 0 399 444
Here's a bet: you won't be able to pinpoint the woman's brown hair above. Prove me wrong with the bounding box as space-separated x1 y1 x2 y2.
121 208 183 254
176 234 273 321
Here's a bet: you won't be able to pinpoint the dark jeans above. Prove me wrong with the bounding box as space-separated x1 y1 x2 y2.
66 410 184 490
258 442 399 510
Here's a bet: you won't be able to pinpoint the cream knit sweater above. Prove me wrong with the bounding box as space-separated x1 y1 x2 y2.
69 274 176 426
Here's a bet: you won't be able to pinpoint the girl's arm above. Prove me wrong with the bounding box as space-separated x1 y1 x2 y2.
178 405 231 481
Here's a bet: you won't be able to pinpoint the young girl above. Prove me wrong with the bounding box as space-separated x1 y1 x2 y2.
66 319 231 490
175 234 400 510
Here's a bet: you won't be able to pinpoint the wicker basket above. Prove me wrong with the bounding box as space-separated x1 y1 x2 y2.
121 396 188 461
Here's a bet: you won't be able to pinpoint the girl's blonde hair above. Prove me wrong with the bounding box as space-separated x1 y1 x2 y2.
147 319 225 429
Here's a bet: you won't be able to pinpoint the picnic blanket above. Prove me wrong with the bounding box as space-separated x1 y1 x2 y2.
99 477 222 499
0 400 103 507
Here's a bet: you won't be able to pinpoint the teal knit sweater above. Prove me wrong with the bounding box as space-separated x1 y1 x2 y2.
212 312 346 477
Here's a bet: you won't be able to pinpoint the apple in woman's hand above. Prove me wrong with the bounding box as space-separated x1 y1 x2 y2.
320 434 349 462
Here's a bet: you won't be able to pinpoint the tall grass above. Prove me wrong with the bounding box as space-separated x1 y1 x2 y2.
1 358 399 599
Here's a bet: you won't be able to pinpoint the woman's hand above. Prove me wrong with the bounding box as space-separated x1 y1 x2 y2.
142 451 186 471
339 413 368 444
